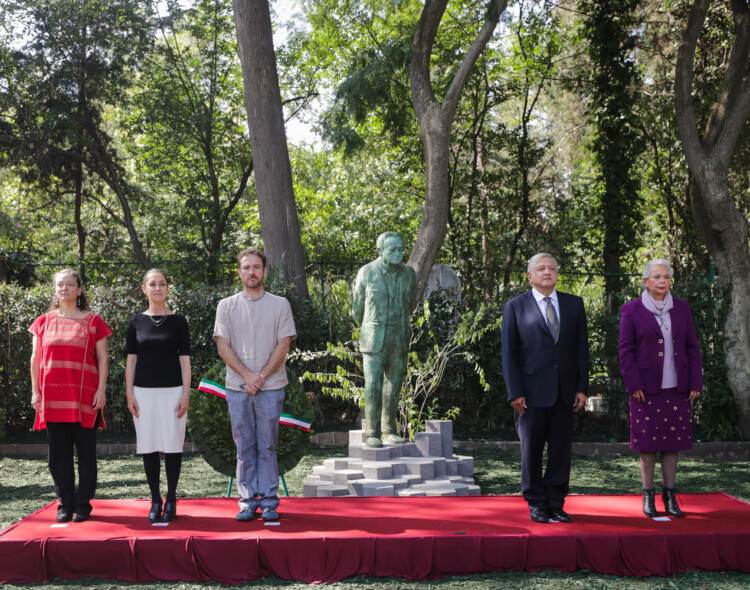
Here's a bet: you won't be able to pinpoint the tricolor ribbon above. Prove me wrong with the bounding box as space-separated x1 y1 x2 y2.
197 379 312 432
279 413 312 432
198 378 226 398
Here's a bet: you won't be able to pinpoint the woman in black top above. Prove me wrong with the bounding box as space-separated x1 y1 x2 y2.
126 269 191 523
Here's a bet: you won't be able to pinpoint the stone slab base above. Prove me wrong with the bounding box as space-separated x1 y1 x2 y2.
303 420 480 497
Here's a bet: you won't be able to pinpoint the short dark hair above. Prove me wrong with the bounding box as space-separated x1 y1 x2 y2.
238 247 267 268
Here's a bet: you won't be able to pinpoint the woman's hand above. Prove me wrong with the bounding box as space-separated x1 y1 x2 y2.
92 388 107 411
31 391 41 411
127 393 139 418
688 390 701 402
631 390 645 402
176 392 190 418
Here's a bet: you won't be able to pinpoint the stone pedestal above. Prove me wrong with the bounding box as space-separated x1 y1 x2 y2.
303 420 479 497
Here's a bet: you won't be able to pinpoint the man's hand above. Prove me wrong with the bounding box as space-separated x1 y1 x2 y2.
573 392 586 412
243 372 265 395
511 396 527 416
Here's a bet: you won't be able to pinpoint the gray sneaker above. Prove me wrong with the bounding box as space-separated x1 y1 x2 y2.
261 507 279 521
236 508 256 521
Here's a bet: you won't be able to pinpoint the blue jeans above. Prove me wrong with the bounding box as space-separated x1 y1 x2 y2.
226 388 284 511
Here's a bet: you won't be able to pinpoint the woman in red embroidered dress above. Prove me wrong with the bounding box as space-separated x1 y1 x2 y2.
29 269 112 523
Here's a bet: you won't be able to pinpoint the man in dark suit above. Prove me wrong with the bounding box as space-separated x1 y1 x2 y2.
502 253 589 523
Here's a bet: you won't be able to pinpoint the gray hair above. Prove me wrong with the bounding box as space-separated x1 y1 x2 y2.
527 253 558 274
642 258 673 282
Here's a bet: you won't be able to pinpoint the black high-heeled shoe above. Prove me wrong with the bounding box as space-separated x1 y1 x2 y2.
162 501 177 522
149 501 163 523
642 487 657 518
662 487 683 518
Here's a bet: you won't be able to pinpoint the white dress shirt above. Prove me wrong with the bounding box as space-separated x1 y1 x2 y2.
531 288 560 330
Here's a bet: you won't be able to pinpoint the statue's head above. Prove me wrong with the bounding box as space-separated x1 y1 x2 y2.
376 231 405 266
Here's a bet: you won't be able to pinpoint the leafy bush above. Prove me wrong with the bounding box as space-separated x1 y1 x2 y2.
672 279 739 441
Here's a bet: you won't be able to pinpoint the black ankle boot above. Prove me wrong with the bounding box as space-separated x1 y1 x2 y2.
642 487 657 518
662 487 683 518
162 500 177 522
149 501 163 523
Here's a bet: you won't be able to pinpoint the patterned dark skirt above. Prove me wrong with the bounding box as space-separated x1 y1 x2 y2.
629 387 693 452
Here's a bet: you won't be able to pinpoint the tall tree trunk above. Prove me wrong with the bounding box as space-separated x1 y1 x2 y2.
233 0 308 297
408 0 507 302
73 158 86 282
675 0 750 436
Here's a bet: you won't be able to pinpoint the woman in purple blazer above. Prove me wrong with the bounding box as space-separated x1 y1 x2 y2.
619 259 702 519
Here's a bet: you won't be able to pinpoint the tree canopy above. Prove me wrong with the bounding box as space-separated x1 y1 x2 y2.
1 0 748 434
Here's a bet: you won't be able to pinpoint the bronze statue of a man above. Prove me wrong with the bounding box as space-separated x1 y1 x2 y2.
352 231 416 448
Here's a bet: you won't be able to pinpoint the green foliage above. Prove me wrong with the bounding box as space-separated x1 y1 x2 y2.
291 147 423 262
187 363 236 477
672 279 740 441
0 284 54 436
295 342 364 407
0 0 156 264
122 0 256 275
276 369 316 475
406 292 510 434
580 0 645 295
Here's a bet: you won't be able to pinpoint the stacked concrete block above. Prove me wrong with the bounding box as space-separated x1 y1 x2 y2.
303 420 481 497
426 420 453 458
414 432 442 457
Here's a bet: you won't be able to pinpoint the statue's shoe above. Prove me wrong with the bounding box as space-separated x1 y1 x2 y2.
383 433 404 444
365 436 383 447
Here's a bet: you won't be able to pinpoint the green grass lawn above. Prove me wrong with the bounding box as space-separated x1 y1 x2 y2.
1 445 749 589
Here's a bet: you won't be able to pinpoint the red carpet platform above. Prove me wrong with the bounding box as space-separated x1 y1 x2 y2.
1 493 749 584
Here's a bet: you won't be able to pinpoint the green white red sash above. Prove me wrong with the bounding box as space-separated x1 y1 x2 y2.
197 378 311 432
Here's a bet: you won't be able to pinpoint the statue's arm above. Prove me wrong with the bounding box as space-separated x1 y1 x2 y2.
352 269 366 326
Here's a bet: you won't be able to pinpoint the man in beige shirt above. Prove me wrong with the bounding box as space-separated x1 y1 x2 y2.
213 247 296 522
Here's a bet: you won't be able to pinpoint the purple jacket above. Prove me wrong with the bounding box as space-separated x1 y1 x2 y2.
618 296 703 395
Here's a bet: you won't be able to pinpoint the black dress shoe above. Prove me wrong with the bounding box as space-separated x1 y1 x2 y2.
57 509 73 523
162 501 177 522
149 501 163 523
72 513 89 523
550 509 572 523
529 507 549 523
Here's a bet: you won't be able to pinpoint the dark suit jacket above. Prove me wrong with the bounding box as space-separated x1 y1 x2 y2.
618 296 703 395
502 290 589 407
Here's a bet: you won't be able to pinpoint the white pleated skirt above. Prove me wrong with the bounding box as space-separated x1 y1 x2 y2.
133 385 187 454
